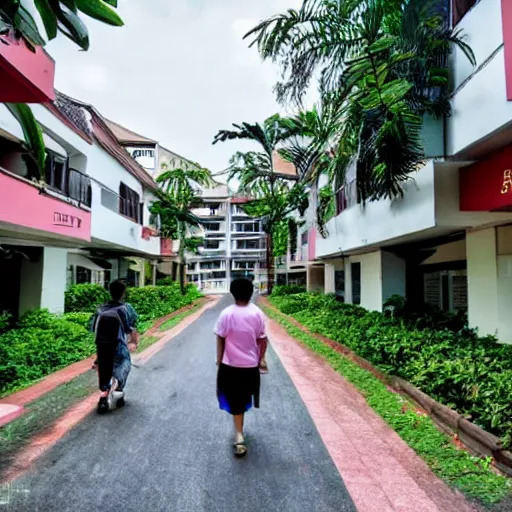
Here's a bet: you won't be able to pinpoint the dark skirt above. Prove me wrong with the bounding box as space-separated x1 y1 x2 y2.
217 363 260 415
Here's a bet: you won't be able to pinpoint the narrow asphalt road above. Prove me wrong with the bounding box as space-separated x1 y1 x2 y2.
5 296 356 512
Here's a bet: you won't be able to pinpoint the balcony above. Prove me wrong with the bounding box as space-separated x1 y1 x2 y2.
0 31 55 102
160 238 177 257
0 170 90 242
192 204 227 218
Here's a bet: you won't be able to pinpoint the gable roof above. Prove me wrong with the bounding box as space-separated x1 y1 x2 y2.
104 119 157 145
272 152 298 179
51 91 158 192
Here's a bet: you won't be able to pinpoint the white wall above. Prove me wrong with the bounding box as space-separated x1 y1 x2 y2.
324 263 335 294
317 162 436 257
348 251 383 311
467 228 499 337
19 248 67 314
448 0 512 155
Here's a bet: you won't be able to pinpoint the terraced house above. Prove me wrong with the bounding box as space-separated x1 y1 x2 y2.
280 0 512 342
0 37 166 317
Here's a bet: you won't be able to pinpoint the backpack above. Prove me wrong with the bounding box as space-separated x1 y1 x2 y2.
94 304 125 346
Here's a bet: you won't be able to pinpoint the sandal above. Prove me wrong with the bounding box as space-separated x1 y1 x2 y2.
234 441 248 457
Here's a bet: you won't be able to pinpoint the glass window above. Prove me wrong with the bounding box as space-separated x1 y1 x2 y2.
351 262 361 305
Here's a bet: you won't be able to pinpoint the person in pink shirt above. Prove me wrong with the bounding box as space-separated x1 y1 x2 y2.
215 278 268 457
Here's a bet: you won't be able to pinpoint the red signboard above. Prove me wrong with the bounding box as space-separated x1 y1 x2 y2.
503 0 512 101
0 173 91 241
0 32 55 103
460 144 512 211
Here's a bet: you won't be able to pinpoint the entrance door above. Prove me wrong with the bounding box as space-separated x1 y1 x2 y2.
0 254 22 319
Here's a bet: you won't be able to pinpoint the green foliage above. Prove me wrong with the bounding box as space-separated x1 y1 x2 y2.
0 311 12 334
62 312 91 330
0 313 95 395
65 283 110 313
156 277 176 286
246 0 476 202
317 185 335 238
270 293 512 443
127 283 201 326
271 285 307 296
0 0 124 51
263 305 511 505
272 220 288 257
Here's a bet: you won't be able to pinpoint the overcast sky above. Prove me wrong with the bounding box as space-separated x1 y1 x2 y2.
47 0 308 174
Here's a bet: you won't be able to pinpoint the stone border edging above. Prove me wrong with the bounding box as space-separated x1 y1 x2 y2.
260 297 512 477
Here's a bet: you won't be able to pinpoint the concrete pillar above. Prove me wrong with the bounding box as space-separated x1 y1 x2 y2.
467 228 499 338
324 263 335 294
19 247 67 314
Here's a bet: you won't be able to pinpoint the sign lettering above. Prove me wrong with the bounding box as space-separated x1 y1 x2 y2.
53 212 82 229
502 169 512 194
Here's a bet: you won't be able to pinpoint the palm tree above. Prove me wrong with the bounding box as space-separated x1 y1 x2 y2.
245 0 476 203
213 115 308 294
154 167 213 295
0 0 124 178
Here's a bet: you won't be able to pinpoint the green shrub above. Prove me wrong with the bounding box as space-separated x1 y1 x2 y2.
65 284 110 313
270 292 512 442
127 283 201 325
0 310 11 334
63 312 92 330
0 315 94 395
271 285 307 296
156 277 175 286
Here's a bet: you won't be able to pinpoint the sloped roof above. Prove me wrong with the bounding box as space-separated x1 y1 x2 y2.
272 152 298 179
105 119 157 145
51 91 158 192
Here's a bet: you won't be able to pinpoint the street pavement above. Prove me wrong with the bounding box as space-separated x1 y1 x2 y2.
3 296 356 512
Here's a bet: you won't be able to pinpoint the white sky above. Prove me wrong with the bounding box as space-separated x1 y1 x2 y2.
46 0 310 175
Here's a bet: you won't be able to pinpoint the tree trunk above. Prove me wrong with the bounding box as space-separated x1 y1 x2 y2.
179 226 186 296
266 233 274 295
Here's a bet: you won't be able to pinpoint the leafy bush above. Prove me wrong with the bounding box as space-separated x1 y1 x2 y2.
271 285 307 296
127 283 201 325
270 293 512 442
0 314 94 395
63 312 91 330
156 277 176 286
65 284 110 313
0 310 11 334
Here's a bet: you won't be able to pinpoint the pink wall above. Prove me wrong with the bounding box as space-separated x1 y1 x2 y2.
0 173 91 241
503 0 512 101
308 227 316 261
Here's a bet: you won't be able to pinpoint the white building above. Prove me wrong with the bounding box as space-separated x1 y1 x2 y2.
280 0 512 342
0 91 164 317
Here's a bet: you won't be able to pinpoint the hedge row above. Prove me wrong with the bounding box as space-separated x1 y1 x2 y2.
269 292 512 445
0 282 202 395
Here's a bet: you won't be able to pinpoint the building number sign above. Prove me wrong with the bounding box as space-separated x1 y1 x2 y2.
502 170 512 194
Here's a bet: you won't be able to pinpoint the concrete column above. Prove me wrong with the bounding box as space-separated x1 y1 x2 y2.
467 228 499 338
19 247 67 314
324 263 335 294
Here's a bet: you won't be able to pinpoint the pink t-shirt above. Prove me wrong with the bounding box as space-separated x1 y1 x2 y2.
214 303 267 368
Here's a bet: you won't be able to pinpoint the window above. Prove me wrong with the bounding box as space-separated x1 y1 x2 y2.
301 232 308 246
203 222 220 231
237 240 260 250
235 222 259 233
336 186 347 215
44 150 67 193
67 168 91 207
423 270 468 311
119 182 141 223
235 261 256 270
76 266 92 284
452 0 478 26
335 270 345 300
351 262 361 305
204 240 220 249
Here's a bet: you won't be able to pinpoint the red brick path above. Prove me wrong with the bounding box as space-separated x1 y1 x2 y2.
267 318 478 512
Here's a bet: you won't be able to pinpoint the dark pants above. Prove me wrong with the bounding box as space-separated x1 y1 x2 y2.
96 343 117 391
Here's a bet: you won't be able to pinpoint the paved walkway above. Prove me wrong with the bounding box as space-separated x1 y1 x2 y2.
2 297 356 512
